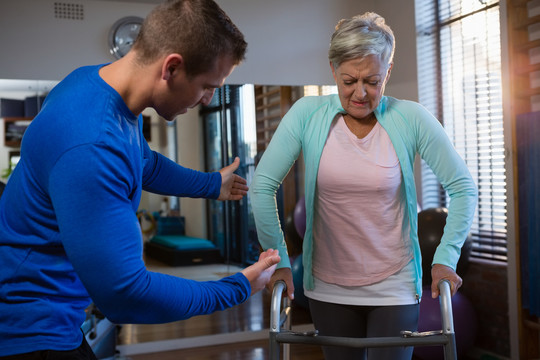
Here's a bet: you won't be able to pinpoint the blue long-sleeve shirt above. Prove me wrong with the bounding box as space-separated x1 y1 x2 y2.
0 65 250 356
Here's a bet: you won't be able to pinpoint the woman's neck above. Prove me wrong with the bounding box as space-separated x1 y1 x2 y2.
343 113 378 139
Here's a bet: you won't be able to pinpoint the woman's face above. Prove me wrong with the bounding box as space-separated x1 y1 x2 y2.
331 54 392 120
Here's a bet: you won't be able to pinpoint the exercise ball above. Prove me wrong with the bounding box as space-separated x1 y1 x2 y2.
418 207 472 286
291 255 309 309
413 286 477 360
294 195 306 239
284 212 303 257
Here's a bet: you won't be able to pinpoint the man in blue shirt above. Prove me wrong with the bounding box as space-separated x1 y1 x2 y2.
0 0 280 358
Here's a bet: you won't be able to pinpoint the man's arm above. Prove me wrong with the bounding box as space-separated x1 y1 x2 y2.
49 144 275 324
142 141 247 200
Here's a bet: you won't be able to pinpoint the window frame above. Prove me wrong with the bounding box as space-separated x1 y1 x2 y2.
415 0 507 263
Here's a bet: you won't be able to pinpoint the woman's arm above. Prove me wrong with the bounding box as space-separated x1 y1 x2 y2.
249 100 307 271
414 104 478 293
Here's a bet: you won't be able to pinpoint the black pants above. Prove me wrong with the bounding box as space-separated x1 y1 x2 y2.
0 337 98 360
308 298 419 360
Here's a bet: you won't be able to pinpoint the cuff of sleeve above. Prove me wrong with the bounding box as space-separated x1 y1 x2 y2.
275 244 291 269
432 246 459 270
210 172 221 199
227 272 251 302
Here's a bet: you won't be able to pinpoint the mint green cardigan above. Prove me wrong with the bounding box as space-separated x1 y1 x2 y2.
250 94 477 297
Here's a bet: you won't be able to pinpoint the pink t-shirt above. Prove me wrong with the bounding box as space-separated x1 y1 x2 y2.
312 115 412 287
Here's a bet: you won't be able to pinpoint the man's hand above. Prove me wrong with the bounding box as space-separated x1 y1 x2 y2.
431 263 463 298
218 157 248 201
241 249 280 295
266 267 295 300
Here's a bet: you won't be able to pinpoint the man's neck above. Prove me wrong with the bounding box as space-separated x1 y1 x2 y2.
99 54 156 116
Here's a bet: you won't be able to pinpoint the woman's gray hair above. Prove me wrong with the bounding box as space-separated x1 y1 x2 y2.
328 12 395 69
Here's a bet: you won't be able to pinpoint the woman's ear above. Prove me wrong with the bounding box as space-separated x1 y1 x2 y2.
385 62 394 83
330 61 338 83
162 54 183 81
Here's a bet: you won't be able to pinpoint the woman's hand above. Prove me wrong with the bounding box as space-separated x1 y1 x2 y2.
266 267 295 300
431 263 463 298
218 157 248 201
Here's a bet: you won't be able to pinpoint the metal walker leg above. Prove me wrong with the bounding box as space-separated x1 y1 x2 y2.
270 281 291 360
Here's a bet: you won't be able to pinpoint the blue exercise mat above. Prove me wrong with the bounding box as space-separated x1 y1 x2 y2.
149 235 216 251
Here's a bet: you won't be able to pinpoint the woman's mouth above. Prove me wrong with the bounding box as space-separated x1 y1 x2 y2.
351 99 368 107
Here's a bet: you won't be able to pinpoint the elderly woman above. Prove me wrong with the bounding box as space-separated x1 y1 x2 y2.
250 12 477 360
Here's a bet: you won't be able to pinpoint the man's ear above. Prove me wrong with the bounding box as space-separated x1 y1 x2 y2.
162 54 184 81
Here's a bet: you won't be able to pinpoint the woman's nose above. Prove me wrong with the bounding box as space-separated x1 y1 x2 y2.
353 82 367 98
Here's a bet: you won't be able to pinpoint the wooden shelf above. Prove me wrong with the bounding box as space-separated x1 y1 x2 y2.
256 100 281 112
514 13 540 29
255 87 280 100
2 116 33 148
516 86 540 98
2 117 32 121
515 62 540 75
255 113 281 123
256 124 279 134
516 38 540 52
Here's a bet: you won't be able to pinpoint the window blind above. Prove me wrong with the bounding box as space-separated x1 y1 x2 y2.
415 0 507 262
303 85 338 96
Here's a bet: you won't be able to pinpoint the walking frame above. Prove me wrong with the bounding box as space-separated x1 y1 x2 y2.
269 279 457 360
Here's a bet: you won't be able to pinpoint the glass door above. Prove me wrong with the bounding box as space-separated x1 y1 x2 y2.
202 85 258 265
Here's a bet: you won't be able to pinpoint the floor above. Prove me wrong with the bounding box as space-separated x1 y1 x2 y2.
126 340 324 360
115 256 324 359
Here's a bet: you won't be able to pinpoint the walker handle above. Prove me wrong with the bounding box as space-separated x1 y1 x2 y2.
270 280 287 333
438 279 455 334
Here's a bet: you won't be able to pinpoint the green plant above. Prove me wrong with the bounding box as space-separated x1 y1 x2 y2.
1 162 14 179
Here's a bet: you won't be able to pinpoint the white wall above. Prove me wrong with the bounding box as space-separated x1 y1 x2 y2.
0 0 417 97
0 0 154 81
221 0 369 86
221 0 418 100
174 107 208 239
137 107 208 239
0 0 418 237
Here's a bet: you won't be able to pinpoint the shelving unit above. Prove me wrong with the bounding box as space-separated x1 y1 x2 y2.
253 85 300 220
254 85 292 153
508 0 540 113
2 117 32 148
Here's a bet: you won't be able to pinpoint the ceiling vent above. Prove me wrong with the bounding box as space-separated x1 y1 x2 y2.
54 2 84 20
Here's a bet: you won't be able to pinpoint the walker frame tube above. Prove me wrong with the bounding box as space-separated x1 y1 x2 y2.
269 280 457 360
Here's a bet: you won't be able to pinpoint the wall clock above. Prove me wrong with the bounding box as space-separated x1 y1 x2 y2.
108 16 144 59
